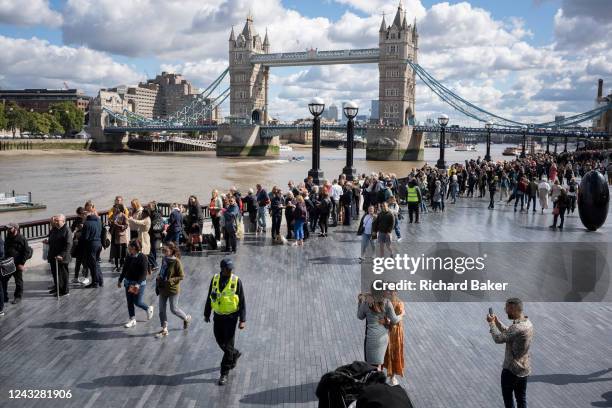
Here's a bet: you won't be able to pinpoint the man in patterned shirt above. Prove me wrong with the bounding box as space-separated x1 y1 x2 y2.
487 298 534 408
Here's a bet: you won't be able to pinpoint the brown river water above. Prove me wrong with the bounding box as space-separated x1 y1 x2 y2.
0 144 511 224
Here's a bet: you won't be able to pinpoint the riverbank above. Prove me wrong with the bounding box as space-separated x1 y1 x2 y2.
0 139 92 152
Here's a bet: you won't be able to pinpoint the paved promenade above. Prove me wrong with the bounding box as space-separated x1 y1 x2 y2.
0 194 611 408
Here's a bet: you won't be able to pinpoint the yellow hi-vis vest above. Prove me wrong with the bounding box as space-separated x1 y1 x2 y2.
211 274 239 315
407 186 419 203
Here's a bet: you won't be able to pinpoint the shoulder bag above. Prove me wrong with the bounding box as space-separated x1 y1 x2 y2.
0 257 17 277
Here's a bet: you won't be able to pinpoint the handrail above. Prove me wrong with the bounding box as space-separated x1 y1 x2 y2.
0 203 210 242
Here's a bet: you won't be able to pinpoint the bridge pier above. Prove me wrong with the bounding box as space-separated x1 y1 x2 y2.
216 124 279 157
89 104 128 152
366 125 424 161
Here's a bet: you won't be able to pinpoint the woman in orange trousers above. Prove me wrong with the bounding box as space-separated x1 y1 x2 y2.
383 291 405 385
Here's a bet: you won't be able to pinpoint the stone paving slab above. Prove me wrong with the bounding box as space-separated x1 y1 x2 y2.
0 193 611 408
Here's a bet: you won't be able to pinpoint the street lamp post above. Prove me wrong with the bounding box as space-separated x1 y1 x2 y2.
436 114 449 169
484 121 493 161
563 132 568 152
546 132 551 153
520 126 527 158
342 101 358 181
307 97 325 185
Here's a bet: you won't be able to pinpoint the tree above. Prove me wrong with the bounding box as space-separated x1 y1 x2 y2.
46 114 64 135
0 104 7 131
5 103 27 138
23 112 52 135
50 101 84 135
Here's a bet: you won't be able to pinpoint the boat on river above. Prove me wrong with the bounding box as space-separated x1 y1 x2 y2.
0 192 46 213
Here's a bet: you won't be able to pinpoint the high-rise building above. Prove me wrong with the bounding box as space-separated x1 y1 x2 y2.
371 100 379 120
145 72 195 118
324 104 339 122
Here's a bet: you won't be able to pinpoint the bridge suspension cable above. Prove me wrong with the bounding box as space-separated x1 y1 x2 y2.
407 60 612 128
104 68 230 127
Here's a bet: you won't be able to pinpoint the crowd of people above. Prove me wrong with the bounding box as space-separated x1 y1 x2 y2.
0 149 609 398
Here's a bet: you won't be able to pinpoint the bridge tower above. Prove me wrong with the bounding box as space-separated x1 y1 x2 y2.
368 1 422 160
228 14 269 125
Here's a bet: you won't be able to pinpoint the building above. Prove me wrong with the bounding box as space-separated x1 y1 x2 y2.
100 71 219 122
593 79 612 134
0 88 91 113
378 3 418 126
228 14 270 124
144 72 196 118
323 104 339 122
370 100 380 121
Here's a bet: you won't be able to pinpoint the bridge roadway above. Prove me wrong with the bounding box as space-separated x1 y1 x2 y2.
0 193 611 407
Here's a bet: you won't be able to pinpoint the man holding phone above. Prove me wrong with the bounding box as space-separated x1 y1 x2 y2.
487 298 534 408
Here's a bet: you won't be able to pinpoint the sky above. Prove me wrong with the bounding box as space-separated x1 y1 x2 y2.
0 0 611 126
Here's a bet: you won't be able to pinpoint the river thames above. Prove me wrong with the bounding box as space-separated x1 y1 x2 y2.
1 143 522 223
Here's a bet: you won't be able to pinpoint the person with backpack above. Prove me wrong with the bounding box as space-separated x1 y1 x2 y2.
255 184 269 234
165 203 183 244
317 191 332 237
2 223 32 304
223 197 240 253
148 202 163 271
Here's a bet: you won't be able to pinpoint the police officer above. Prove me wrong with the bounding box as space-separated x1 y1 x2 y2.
204 258 246 386
406 179 422 223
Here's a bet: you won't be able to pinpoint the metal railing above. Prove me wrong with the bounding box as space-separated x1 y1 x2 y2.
0 203 210 241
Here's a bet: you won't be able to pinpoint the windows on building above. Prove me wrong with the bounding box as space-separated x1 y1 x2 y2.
382 103 400 118
386 45 398 54
385 88 400 97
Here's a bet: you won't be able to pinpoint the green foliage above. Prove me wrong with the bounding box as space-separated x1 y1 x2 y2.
50 101 84 134
5 103 28 135
0 104 7 130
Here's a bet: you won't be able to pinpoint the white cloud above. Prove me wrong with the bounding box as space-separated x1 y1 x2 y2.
0 0 62 27
0 35 141 95
0 0 610 124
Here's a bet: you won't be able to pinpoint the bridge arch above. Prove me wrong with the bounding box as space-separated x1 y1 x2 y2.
251 109 262 124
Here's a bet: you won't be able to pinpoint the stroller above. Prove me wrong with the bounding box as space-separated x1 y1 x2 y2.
316 361 386 408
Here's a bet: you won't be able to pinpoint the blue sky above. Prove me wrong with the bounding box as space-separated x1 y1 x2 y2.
0 0 609 124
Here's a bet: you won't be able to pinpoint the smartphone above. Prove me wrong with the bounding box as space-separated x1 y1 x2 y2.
488 307 494 316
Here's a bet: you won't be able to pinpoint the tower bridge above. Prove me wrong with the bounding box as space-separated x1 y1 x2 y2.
91 2 611 156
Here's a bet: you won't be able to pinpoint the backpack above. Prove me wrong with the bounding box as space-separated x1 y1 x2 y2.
24 244 33 261
151 213 164 233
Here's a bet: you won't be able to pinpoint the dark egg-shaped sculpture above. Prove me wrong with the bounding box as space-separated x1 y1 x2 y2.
578 170 610 231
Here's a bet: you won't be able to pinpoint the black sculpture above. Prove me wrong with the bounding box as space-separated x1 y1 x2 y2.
578 171 610 231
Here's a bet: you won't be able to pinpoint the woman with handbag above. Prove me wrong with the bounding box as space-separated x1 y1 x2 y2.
155 242 191 337
118 239 153 328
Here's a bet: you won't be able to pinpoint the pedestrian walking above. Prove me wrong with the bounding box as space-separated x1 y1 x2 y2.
118 239 154 328
154 242 191 337
46 215 73 297
204 258 246 386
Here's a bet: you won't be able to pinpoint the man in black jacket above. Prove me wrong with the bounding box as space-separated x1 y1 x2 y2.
3 223 29 304
46 215 73 297
204 258 246 386
0 235 5 315
81 207 103 288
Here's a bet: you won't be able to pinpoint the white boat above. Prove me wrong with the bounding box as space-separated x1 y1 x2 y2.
455 144 477 151
279 145 293 152
336 145 344 150
502 146 519 156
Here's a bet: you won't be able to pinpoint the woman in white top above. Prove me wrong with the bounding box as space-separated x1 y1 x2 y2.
357 206 376 261
537 178 551 213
